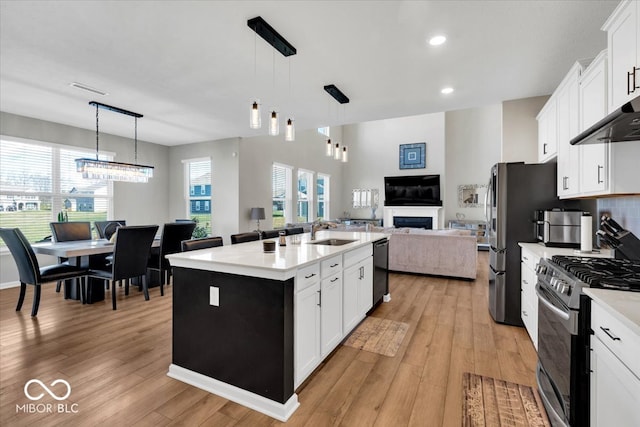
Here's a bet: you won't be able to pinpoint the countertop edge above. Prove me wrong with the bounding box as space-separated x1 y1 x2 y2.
583 288 640 338
518 242 614 259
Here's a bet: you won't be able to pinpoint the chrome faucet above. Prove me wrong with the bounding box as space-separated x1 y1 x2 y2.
310 221 323 241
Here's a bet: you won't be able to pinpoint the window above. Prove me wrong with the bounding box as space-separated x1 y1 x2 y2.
0 136 113 245
297 169 314 223
317 174 330 220
272 163 292 228
317 127 330 137
184 158 211 235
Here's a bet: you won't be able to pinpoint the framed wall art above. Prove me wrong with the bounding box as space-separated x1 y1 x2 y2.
458 184 487 208
399 142 426 169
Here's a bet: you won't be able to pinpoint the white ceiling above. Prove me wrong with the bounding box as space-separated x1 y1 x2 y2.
0 0 619 146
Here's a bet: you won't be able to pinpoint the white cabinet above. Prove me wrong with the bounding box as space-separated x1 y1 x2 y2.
294 278 321 387
520 246 540 350
603 0 640 112
590 299 640 427
343 245 373 333
320 272 343 356
556 61 587 198
537 98 557 162
579 50 609 195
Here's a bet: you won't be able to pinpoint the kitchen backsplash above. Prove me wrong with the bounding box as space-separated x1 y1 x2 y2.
597 195 640 237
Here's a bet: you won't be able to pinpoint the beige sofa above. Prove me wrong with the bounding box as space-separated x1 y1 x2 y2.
387 229 478 280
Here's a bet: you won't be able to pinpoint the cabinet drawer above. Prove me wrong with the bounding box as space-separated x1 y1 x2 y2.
343 245 372 268
592 302 640 378
520 248 540 272
296 263 320 292
321 255 343 279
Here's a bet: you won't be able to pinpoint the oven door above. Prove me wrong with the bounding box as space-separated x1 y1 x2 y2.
536 283 578 427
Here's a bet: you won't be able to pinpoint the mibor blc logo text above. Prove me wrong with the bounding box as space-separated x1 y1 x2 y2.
16 379 79 414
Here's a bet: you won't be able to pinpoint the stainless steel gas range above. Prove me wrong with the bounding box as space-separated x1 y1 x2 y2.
535 255 640 427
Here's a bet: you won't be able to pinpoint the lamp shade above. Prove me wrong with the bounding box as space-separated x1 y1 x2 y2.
250 207 266 220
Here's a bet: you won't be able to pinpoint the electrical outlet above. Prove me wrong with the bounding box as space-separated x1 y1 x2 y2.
209 286 219 306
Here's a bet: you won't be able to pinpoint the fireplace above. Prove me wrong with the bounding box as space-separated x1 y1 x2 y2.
393 216 432 229
383 206 442 230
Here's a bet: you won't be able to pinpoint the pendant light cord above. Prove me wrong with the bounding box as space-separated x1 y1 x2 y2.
95 103 100 161
134 117 138 164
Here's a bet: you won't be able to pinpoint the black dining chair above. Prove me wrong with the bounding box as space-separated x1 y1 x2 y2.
285 227 305 236
0 228 89 316
50 221 92 293
95 220 127 239
230 232 261 244
88 225 159 310
261 229 281 239
181 236 223 251
147 222 197 286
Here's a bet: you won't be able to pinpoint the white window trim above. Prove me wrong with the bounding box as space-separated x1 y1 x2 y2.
182 157 211 219
317 173 331 220
273 162 293 226
297 168 315 222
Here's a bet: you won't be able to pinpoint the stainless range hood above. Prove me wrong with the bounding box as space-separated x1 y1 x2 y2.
570 95 640 145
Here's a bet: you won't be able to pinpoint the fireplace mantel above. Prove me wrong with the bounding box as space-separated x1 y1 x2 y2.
383 206 443 229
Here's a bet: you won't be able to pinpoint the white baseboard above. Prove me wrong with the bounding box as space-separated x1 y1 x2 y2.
167 364 299 422
0 281 20 290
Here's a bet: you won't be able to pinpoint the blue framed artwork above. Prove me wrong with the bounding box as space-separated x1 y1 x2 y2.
399 142 426 169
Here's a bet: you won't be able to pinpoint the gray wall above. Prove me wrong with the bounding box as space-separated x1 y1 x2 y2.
444 104 502 223
341 112 445 226
502 95 549 163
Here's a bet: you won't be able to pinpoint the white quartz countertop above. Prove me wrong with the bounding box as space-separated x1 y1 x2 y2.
167 231 388 280
583 288 640 338
518 242 614 260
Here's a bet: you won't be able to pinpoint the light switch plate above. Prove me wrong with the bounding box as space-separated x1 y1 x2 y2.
209 286 219 306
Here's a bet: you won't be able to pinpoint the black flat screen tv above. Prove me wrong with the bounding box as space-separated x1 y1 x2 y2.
384 175 442 206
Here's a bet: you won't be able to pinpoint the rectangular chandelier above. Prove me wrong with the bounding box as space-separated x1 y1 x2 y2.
75 158 154 183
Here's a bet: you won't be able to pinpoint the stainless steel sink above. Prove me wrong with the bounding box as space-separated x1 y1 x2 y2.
307 238 356 246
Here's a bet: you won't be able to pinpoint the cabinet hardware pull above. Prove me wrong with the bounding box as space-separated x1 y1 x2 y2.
629 70 633 95
543 143 548 155
305 273 316 279
523 311 528 316
523 279 528 285
600 327 621 341
523 256 528 261
330 263 339 268
317 290 321 307
330 277 339 282
563 176 569 190
597 165 604 184
634 67 639 92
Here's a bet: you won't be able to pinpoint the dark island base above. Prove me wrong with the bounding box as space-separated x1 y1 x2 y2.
171 267 294 404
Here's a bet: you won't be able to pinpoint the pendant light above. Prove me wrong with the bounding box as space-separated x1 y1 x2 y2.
269 110 279 136
75 101 154 183
342 146 348 163
250 100 261 129
334 142 341 160
285 118 295 141
326 138 333 156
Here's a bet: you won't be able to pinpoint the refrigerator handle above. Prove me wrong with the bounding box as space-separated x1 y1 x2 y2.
484 178 492 224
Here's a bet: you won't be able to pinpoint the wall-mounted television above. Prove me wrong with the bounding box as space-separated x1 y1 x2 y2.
384 175 441 206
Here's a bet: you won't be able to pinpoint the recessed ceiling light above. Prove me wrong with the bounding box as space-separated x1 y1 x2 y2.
441 87 454 94
69 82 108 96
428 35 447 46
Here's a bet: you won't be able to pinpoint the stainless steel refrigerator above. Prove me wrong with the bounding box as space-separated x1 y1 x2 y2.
487 162 558 326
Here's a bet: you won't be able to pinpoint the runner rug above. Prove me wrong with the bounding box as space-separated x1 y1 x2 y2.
343 316 409 357
462 372 551 427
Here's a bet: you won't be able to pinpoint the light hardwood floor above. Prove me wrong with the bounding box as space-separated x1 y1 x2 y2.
0 252 537 426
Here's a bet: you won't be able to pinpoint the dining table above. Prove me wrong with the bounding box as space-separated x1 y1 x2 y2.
32 238 160 303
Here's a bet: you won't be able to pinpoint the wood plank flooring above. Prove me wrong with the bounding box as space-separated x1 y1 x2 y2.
0 252 537 426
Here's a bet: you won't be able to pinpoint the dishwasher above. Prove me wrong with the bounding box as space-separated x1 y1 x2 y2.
371 237 389 309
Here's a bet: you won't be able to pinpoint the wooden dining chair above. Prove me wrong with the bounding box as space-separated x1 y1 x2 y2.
147 222 196 286
230 232 261 244
0 228 89 316
88 225 159 310
181 236 223 251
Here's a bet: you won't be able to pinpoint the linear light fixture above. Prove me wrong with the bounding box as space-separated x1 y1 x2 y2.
76 101 154 183
324 84 350 104
247 16 297 57
69 81 108 96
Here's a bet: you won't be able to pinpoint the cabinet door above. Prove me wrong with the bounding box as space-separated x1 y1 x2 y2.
537 101 557 163
520 264 538 350
357 257 374 317
607 0 639 112
556 69 581 197
590 337 640 427
295 282 321 387
320 274 343 357
343 263 362 334
580 53 609 194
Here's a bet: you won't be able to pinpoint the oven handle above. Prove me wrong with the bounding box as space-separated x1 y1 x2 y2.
536 364 569 427
536 285 570 321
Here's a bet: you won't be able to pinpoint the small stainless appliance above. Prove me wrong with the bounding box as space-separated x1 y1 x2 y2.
535 209 582 248
535 255 640 426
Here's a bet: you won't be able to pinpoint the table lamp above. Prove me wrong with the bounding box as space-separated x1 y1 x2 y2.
250 207 266 232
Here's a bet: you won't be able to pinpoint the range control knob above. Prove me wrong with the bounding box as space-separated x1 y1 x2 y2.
535 264 547 275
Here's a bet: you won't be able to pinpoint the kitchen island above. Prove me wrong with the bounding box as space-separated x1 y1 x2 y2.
166 230 388 421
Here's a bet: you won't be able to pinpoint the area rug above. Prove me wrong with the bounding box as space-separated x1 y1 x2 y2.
462 373 551 427
343 317 409 357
